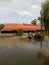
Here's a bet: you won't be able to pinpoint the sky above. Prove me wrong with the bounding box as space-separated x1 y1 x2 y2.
0 0 44 24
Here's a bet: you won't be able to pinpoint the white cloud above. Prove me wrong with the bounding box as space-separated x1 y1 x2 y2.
17 10 32 16
31 5 40 9
0 0 44 23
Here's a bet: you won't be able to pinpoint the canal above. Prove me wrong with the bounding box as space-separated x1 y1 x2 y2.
0 37 49 65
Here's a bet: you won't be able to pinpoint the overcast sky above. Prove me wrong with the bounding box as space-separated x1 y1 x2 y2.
0 0 44 24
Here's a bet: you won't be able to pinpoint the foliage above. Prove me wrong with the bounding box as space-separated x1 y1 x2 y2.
38 17 41 21
34 33 45 41
41 0 49 33
0 24 4 30
17 28 24 36
31 19 37 25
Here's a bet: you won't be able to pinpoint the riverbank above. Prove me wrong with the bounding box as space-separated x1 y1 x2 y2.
0 33 49 42
0 33 28 37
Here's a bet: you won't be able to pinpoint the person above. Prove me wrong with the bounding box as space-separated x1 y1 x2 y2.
28 32 32 39
31 32 33 37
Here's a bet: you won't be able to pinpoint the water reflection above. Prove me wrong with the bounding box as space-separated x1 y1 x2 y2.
0 37 49 65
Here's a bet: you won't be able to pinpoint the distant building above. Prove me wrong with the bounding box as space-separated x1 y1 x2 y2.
1 23 45 33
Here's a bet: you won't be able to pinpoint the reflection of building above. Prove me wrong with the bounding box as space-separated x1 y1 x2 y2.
1 23 45 33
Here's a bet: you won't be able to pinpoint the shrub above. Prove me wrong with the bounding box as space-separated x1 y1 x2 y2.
0 24 4 30
17 29 24 36
34 33 45 41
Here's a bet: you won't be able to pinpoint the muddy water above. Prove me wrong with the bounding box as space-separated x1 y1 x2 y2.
0 37 49 65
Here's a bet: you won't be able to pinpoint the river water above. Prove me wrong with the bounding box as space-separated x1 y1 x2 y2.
0 37 49 65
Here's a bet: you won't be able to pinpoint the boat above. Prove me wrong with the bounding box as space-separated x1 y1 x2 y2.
28 33 32 39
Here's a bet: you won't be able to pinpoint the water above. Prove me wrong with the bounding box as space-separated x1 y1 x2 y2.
0 37 49 65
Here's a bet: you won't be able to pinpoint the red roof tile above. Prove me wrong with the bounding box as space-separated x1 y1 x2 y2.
2 23 45 31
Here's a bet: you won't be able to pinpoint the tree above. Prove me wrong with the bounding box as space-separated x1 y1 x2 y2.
17 28 24 36
31 19 37 25
0 24 4 32
41 0 49 34
38 17 41 21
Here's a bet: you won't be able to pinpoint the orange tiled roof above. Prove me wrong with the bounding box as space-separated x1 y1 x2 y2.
2 23 45 31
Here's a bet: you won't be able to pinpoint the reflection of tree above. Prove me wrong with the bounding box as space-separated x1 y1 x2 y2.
37 49 49 65
40 40 42 48
43 56 49 65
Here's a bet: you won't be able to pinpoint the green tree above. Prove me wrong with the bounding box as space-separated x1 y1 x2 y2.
41 0 49 35
0 24 4 33
17 28 24 36
31 19 37 25
38 17 41 21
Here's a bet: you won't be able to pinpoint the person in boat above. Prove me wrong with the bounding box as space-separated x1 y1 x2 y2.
28 32 32 39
